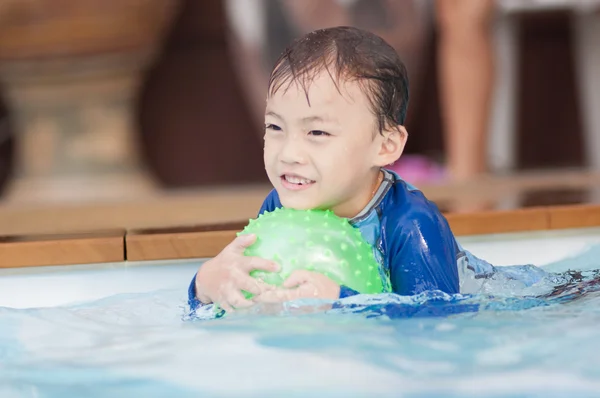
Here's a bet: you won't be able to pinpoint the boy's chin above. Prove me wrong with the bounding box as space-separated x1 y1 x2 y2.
278 195 325 211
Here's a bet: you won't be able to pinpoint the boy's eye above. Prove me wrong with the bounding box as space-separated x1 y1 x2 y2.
265 123 281 131
309 130 330 137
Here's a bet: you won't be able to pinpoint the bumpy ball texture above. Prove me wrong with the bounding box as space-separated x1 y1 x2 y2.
238 207 384 295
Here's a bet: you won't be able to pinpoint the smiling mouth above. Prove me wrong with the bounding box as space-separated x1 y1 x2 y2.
280 174 315 187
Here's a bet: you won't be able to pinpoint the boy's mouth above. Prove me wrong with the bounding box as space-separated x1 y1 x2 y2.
280 174 315 190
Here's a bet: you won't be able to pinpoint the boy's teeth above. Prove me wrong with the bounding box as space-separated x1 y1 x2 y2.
285 175 313 185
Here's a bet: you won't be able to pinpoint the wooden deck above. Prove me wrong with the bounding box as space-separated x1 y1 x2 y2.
1 168 600 268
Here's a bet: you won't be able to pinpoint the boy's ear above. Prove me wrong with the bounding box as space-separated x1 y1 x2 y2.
374 125 408 167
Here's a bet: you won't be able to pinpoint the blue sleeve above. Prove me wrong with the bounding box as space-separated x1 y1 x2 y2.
385 208 460 296
187 190 283 310
188 273 201 311
339 285 360 298
258 189 282 215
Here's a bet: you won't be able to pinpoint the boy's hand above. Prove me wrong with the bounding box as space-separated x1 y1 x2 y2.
252 270 340 303
194 234 279 312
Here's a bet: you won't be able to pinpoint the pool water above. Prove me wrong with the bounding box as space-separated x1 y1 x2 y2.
2 246 600 397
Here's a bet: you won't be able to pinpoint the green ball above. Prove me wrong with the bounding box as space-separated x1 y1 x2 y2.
238 207 384 296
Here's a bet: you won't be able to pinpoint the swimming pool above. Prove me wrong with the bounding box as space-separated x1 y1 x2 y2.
2 213 600 397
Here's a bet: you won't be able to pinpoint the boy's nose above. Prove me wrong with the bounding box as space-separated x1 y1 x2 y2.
278 137 307 164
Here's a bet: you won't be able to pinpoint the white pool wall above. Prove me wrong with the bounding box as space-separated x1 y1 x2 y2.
2 227 600 309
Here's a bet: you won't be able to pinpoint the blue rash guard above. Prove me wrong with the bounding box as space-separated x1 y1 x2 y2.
187 169 546 311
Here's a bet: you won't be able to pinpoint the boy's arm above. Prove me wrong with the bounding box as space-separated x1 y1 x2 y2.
385 209 460 296
187 273 202 311
187 189 283 310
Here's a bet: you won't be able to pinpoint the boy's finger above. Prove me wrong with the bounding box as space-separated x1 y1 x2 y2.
227 290 255 309
227 233 257 253
237 276 273 296
241 256 280 273
283 270 312 288
218 301 233 313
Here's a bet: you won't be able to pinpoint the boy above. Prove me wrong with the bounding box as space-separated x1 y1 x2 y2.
188 26 543 313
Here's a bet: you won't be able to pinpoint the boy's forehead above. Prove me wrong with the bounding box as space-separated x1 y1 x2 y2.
268 71 366 109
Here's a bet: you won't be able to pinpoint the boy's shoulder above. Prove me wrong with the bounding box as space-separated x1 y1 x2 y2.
378 171 447 226
370 170 457 251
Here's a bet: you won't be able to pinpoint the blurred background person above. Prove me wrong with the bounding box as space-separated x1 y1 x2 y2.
435 0 496 183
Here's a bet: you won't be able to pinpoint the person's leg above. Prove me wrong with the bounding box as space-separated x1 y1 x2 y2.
572 10 600 204
435 0 495 182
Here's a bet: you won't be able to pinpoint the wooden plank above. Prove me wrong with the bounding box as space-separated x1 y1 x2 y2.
0 185 270 236
445 207 550 236
125 207 553 261
5 204 600 268
0 230 125 268
1 168 599 237
548 204 600 230
419 169 600 202
125 223 244 261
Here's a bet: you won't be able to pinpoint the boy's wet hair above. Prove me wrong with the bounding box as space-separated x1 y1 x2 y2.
268 26 409 134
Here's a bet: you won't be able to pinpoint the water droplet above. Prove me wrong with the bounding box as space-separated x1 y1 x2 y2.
324 249 332 257
323 235 330 242
354 270 362 276
340 243 348 251
356 255 363 261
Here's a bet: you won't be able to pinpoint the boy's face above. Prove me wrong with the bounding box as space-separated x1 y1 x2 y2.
263 71 405 218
